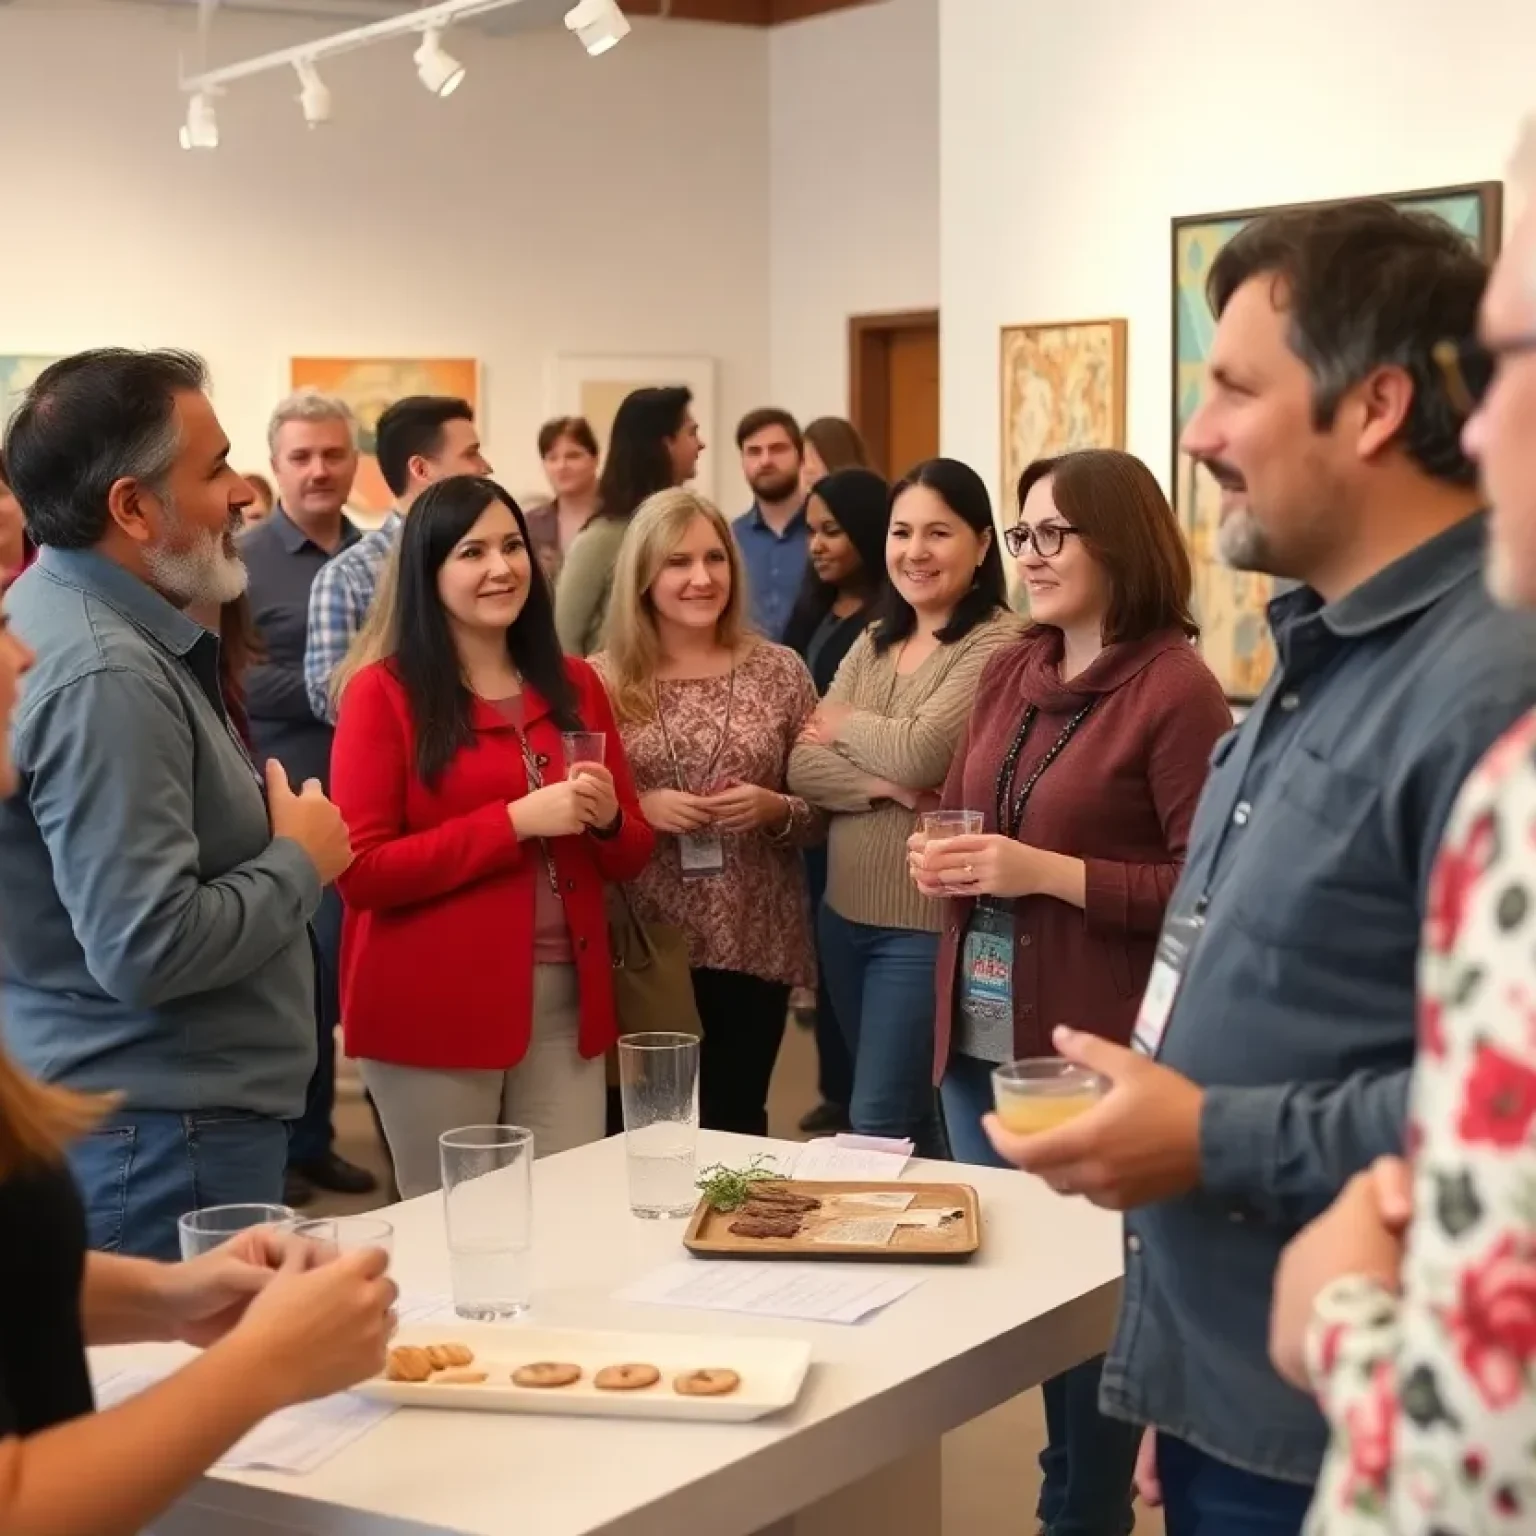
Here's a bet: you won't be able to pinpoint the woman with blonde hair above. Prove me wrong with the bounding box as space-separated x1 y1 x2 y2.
0 585 395 1536
595 487 822 1134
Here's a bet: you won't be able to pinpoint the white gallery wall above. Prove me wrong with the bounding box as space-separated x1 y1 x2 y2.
767 0 940 421
0 3 771 511
938 0 1536 501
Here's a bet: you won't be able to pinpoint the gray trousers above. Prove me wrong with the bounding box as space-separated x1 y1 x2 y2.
358 964 606 1199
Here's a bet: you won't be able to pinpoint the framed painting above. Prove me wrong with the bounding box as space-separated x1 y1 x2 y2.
1171 181 1502 701
999 318 1127 521
545 354 717 503
0 355 64 432
289 357 480 514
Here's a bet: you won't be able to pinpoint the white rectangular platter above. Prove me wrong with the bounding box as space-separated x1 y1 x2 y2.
358 1323 812 1423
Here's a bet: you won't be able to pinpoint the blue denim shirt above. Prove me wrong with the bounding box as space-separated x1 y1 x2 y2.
1102 514 1536 1485
733 503 808 641
0 549 320 1118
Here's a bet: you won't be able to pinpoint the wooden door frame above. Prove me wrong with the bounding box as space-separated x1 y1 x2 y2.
848 308 940 479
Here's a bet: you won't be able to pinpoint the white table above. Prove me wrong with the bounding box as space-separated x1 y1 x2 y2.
106 1131 1125 1536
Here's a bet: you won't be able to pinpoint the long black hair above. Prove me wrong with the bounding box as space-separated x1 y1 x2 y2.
870 457 1008 654
595 386 692 524
393 476 581 785
782 467 891 656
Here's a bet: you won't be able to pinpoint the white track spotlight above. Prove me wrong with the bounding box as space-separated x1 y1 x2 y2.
413 27 465 97
178 91 219 151
294 59 332 127
564 0 629 57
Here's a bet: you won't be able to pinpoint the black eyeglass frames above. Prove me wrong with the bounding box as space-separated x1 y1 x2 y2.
1003 522 1080 559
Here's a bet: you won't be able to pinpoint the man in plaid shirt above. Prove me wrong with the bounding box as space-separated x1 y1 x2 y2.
304 395 490 722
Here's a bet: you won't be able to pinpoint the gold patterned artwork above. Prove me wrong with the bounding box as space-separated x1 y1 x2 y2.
999 320 1127 521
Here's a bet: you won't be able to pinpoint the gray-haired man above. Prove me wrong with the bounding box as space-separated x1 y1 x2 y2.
240 390 375 1203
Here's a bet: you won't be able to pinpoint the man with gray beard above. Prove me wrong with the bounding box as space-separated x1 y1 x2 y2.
0 349 354 1261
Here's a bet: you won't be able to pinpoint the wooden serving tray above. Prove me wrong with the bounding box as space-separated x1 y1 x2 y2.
683 1180 980 1263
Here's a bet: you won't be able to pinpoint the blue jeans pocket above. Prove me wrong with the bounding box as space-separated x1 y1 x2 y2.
67 1123 136 1254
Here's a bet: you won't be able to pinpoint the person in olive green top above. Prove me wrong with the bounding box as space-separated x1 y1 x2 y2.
556 386 704 655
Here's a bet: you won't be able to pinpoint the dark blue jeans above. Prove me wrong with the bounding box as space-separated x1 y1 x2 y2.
1156 1434 1312 1536
288 893 342 1166
817 905 943 1157
804 845 852 1108
68 1108 290 1261
942 1052 1138 1536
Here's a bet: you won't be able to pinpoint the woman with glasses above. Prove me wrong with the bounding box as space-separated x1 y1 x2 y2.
907 449 1230 1536
789 457 1024 1157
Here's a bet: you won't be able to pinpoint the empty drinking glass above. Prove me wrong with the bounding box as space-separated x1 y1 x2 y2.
561 731 607 769
177 1203 295 1261
618 1032 700 1219
439 1125 534 1320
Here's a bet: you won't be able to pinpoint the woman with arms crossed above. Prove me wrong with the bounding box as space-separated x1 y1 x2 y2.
789 457 1024 1156
0 586 394 1536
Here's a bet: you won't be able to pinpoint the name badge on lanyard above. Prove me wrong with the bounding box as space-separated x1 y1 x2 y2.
1131 908 1205 1059
678 830 725 879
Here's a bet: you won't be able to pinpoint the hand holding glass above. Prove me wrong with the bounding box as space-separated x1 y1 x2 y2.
991 1058 1109 1135
619 1033 700 1219
287 1216 395 1264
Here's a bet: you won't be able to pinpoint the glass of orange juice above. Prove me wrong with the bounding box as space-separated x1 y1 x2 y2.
991 1058 1108 1135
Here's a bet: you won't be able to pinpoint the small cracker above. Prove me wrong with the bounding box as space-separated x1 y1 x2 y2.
513 1361 583 1389
594 1363 661 1391
673 1368 741 1397
431 1368 488 1385
385 1345 434 1383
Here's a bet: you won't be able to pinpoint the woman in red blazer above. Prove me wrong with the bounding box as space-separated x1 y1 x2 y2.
330 476 653 1197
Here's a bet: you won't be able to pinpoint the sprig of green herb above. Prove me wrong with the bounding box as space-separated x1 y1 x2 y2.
696 1155 779 1212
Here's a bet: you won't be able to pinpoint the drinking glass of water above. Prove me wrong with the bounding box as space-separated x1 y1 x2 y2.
618 1033 700 1219
177 1203 295 1261
439 1125 534 1320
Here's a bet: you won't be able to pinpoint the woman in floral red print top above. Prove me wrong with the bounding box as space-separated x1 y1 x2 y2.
1271 716 1536 1534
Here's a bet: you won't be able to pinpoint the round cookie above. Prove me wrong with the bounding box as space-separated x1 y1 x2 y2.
426 1343 474 1370
385 1345 434 1383
673 1368 741 1397
595 1363 661 1391
512 1361 583 1389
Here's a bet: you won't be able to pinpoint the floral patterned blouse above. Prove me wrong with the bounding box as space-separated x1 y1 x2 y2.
1305 709 1536 1533
592 641 823 989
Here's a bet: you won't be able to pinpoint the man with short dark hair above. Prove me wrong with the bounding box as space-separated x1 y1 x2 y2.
0 348 355 1260
244 389 375 1205
983 202 1536 1533
303 395 490 721
731 407 807 639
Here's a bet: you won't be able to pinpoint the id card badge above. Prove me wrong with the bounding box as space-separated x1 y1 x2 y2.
678 830 725 879
1132 908 1204 1058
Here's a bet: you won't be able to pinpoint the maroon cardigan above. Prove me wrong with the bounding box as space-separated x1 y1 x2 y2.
932 627 1231 1075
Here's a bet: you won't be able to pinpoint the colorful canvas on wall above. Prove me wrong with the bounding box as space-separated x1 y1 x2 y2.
1172 182 1502 701
0 355 64 432
1000 319 1127 521
290 357 480 513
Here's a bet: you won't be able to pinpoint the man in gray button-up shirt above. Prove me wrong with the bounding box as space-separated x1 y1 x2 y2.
983 204 1536 1531
0 348 354 1262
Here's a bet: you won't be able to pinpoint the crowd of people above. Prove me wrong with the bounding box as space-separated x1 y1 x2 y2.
3 179 1536 1536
